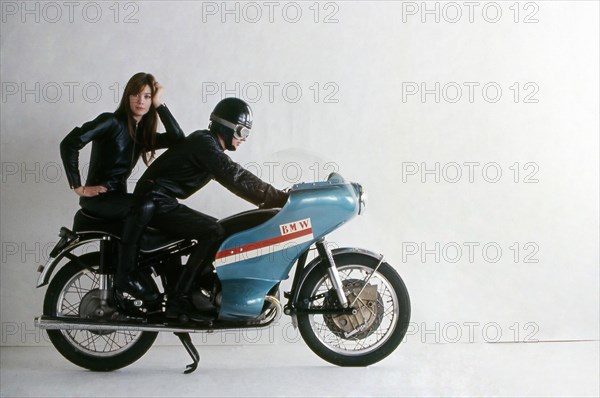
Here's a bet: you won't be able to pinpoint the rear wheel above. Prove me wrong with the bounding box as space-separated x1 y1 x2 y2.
43 253 157 371
297 253 410 366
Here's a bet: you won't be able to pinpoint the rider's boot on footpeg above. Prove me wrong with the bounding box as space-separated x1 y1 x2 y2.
166 262 217 323
114 271 160 303
166 294 215 323
114 244 160 303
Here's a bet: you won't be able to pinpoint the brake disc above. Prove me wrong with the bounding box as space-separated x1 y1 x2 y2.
324 279 384 339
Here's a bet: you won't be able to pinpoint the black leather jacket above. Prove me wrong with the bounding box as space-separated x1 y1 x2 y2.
60 104 184 193
135 130 288 208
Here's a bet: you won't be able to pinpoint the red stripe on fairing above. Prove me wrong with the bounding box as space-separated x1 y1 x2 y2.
215 228 314 260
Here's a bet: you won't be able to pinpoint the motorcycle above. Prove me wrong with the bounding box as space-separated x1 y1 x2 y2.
35 173 411 373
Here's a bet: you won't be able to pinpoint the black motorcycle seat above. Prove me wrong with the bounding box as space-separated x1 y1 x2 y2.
72 210 185 252
71 207 280 253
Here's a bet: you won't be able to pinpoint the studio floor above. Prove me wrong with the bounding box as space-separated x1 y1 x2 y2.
1 341 598 397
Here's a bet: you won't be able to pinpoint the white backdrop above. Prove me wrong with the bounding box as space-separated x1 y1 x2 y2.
0 1 598 347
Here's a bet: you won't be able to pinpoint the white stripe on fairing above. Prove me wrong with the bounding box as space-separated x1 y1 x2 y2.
214 233 314 267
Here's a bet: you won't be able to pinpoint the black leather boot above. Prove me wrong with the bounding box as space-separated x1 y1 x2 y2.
166 243 218 322
114 198 159 303
114 267 160 303
165 294 216 322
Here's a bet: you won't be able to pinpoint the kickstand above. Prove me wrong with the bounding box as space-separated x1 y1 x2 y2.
174 332 199 374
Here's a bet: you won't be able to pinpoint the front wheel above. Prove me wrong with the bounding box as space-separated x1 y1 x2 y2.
297 253 410 366
43 252 157 371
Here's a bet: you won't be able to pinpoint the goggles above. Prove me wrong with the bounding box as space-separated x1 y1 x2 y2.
210 114 251 141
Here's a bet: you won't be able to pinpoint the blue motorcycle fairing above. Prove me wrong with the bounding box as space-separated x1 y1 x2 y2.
215 179 360 320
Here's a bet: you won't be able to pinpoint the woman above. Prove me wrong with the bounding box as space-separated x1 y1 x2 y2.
61 72 184 217
60 72 184 301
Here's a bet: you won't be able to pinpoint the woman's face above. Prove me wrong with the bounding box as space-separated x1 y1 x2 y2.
129 85 152 121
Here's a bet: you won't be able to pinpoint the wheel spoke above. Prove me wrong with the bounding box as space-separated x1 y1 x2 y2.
76 330 101 350
306 264 400 355
123 330 137 343
101 333 120 352
56 267 142 356
74 278 87 301
60 298 80 316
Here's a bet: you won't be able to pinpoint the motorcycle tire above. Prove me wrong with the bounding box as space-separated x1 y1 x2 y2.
44 252 157 371
297 252 411 367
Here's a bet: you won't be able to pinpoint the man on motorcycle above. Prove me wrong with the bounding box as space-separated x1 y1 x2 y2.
126 97 288 321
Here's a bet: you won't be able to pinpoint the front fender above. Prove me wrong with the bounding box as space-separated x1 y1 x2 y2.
36 232 117 288
291 247 384 305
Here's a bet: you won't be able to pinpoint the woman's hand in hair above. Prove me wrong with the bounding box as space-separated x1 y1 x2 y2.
152 81 164 108
73 185 108 197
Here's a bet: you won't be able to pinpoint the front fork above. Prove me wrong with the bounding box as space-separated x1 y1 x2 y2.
315 239 349 308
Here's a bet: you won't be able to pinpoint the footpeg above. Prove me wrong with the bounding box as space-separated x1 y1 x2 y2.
175 332 199 374
113 290 160 317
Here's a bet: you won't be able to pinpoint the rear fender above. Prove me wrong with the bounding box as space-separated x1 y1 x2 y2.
36 231 117 288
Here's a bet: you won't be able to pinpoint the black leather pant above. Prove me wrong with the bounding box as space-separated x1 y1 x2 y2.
122 180 225 295
80 191 157 293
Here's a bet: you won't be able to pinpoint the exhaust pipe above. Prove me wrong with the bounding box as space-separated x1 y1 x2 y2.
36 295 284 334
35 316 218 333
262 295 283 323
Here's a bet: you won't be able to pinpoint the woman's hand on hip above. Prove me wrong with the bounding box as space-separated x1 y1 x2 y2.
74 185 107 197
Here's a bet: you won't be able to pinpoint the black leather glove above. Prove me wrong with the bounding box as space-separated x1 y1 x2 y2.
260 186 289 209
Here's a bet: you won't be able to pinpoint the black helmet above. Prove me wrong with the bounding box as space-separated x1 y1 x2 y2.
209 98 253 150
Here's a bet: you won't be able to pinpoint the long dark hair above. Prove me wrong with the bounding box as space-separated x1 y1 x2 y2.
115 72 158 165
